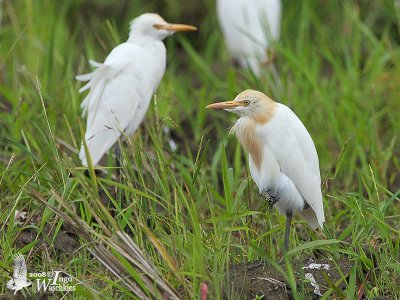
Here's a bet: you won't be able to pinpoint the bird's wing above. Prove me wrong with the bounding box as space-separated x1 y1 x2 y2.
258 0 282 41
217 0 281 60
216 0 281 75
260 104 325 228
13 254 28 280
77 42 166 166
76 47 131 119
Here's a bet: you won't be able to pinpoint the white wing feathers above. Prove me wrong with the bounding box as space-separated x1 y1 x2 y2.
274 105 325 228
76 60 101 83
76 60 102 97
77 42 166 166
77 45 138 166
286 109 324 228
217 0 281 75
256 104 325 229
76 53 128 120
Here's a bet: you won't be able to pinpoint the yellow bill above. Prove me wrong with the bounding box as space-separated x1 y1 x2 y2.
154 23 197 32
205 101 244 110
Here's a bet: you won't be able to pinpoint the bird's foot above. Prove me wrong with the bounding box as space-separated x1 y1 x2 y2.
261 189 279 208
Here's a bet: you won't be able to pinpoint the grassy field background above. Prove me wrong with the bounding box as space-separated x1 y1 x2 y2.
1 0 399 299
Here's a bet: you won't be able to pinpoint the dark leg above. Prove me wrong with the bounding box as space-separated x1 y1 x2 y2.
284 211 293 252
114 141 127 209
114 142 121 180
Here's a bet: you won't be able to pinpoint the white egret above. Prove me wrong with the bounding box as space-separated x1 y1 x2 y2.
216 0 281 76
206 90 325 250
77 13 197 166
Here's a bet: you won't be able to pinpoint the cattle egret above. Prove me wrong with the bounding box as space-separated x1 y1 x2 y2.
77 13 197 166
206 90 325 250
216 0 281 76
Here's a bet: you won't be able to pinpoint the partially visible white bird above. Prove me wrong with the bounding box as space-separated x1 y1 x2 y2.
206 90 325 250
7 253 32 295
216 0 281 76
77 13 197 166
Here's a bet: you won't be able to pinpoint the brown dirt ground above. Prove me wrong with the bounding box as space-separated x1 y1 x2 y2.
226 258 353 300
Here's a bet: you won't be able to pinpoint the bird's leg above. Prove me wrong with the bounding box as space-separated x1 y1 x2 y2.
114 141 128 210
114 142 122 180
284 211 293 252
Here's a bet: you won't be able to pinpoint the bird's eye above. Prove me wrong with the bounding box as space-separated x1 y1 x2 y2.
243 100 250 106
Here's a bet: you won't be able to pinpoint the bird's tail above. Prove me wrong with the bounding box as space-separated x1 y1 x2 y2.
300 207 324 229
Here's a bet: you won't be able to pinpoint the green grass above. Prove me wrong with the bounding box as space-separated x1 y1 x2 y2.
1 0 400 299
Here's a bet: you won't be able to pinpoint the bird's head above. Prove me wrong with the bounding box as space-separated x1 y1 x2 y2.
206 90 277 122
129 13 197 41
